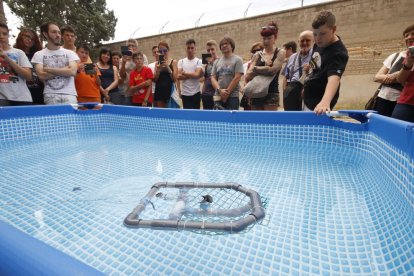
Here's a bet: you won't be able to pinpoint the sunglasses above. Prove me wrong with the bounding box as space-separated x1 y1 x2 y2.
23 34 35 40
158 48 168 53
252 48 262 53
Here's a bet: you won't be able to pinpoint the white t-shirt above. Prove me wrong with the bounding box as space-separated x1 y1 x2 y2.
0 48 33 102
178 57 203 96
148 62 157 94
378 51 406 101
31 47 79 96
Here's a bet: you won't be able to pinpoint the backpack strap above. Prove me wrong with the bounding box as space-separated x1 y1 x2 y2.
390 52 399 67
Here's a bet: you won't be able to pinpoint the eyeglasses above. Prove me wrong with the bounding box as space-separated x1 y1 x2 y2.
23 34 35 40
261 26 276 30
158 48 168 53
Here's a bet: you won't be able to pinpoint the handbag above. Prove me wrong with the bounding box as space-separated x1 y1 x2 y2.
243 49 279 99
365 52 400 110
243 74 274 98
364 86 381 110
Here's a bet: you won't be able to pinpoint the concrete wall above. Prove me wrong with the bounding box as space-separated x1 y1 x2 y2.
105 0 413 109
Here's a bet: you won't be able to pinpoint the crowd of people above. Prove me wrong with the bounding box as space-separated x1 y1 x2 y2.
0 10 413 122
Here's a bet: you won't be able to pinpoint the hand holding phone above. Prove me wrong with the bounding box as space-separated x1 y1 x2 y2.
158 54 165 64
409 46 414 56
202 53 212 65
121 45 132 56
84 63 96 75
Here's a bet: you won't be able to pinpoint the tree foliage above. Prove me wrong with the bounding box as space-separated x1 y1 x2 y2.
5 0 117 46
0 0 6 24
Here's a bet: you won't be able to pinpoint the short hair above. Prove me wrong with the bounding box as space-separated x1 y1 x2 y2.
40 22 58 40
112 51 122 58
0 23 9 31
219 37 236 52
61 25 75 35
250 42 263 54
312 11 336 29
132 51 143 59
76 43 90 52
283 41 297 53
403 24 414 37
186 38 196 45
206 40 217 47
158 40 170 50
151 45 158 51
127 39 138 47
260 21 278 37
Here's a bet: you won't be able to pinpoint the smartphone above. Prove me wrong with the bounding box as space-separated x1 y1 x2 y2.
158 54 165 64
409 46 414 56
121 45 132 56
84 63 95 75
202 53 212 65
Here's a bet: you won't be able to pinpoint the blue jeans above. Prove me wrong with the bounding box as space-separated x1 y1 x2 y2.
123 96 132 106
222 97 240 110
202 94 214 110
109 91 124 105
391 103 414 123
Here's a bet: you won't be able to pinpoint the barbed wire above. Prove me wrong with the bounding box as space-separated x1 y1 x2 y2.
121 0 333 42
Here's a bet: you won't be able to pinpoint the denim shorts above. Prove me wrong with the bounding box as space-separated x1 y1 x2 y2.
251 92 279 107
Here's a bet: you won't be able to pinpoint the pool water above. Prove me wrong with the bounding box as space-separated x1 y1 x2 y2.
1 126 413 275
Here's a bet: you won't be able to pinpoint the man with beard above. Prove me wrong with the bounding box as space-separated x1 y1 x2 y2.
32 22 79 104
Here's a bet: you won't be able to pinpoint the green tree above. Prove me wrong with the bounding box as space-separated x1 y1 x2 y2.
0 0 6 24
4 0 117 47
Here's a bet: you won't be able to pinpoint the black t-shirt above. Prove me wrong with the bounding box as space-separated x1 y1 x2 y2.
303 39 348 110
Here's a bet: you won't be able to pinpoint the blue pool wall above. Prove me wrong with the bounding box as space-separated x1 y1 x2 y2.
0 220 103 275
0 105 413 274
0 105 413 207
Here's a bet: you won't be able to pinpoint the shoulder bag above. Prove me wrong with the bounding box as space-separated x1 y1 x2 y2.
365 52 400 110
243 49 279 99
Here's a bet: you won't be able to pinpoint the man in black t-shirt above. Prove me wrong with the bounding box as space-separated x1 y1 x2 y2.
303 11 349 115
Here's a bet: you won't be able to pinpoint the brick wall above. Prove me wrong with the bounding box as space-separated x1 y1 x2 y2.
104 0 413 108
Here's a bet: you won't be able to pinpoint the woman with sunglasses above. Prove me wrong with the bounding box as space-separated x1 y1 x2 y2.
153 41 178 108
245 22 286 110
14 28 44 104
